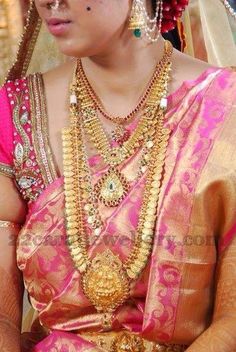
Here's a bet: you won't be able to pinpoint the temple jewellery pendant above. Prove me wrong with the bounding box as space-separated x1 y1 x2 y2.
82 249 130 326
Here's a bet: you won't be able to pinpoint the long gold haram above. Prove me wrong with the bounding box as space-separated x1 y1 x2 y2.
62 49 172 318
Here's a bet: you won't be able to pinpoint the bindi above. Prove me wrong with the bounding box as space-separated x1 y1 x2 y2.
86 6 91 11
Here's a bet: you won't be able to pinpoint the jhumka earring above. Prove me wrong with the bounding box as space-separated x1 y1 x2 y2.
128 0 163 42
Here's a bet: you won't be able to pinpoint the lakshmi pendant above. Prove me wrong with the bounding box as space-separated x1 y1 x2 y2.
82 249 130 313
94 167 130 207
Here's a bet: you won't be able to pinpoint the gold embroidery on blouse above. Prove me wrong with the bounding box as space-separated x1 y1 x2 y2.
0 162 14 178
10 79 42 201
29 73 57 186
12 90 40 200
12 93 31 163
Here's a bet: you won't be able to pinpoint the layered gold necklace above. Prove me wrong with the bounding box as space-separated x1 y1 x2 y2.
78 41 172 208
62 41 172 328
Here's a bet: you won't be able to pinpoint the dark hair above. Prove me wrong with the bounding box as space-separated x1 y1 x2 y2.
151 0 156 13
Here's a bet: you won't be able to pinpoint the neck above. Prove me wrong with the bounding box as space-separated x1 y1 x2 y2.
81 36 166 116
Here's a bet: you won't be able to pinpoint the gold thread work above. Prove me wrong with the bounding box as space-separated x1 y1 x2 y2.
29 73 58 185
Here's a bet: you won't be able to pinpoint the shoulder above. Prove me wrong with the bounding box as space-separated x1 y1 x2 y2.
171 49 236 104
1 76 30 104
170 49 212 92
0 78 28 134
167 51 236 152
42 59 76 92
1 58 75 99
0 77 32 127
0 75 37 172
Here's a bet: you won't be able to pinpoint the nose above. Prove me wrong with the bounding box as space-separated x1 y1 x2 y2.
48 0 61 10
37 0 62 10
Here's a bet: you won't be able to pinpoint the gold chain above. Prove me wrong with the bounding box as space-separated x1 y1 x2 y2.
78 43 170 125
80 40 173 167
62 41 172 318
78 41 172 207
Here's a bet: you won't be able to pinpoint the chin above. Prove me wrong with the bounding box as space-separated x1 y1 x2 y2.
56 35 110 58
58 45 94 59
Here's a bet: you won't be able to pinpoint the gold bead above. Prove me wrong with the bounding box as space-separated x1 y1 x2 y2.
143 221 154 229
127 269 137 279
142 228 153 236
67 228 78 236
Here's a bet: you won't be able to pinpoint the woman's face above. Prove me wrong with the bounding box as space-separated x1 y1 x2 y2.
35 0 132 57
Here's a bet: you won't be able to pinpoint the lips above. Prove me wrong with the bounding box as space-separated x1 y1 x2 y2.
47 18 71 26
46 18 72 36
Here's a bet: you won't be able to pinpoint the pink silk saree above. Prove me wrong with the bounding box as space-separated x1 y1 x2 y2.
0 67 236 351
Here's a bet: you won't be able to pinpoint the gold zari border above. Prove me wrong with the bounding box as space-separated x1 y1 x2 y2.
6 1 41 82
29 73 58 186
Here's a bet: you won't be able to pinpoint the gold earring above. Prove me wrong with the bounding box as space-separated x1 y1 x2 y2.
129 0 163 42
128 0 146 38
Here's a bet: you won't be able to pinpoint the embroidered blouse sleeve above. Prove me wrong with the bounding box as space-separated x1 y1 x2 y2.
0 85 14 178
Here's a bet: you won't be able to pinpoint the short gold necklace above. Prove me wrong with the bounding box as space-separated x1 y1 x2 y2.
78 58 162 126
62 42 172 328
78 42 172 126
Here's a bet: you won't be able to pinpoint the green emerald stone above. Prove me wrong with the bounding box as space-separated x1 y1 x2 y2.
134 28 141 38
